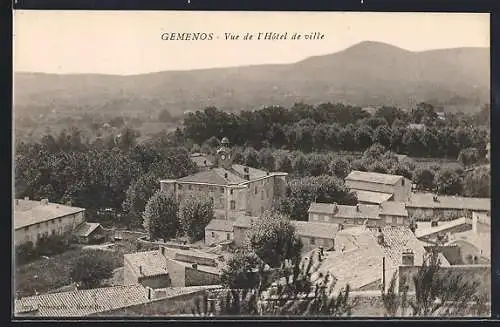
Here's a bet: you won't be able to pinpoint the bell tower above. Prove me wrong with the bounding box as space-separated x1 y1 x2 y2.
217 137 232 169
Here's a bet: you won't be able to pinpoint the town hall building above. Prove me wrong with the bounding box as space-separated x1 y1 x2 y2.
160 137 288 220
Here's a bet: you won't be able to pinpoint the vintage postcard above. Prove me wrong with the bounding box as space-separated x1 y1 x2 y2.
12 11 491 318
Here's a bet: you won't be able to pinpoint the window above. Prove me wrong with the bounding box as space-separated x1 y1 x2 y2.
51 229 56 236
24 226 29 231
51 220 55 224
211 232 215 238
178 184 183 190
226 233 231 240
230 189 234 195
161 247 165 255
255 186 258 195
385 216 392 223
210 197 214 204
402 179 405 186
188 185 192 190
230 200 236 210
220 187 224 193
261 191 264 200
310 238 316 245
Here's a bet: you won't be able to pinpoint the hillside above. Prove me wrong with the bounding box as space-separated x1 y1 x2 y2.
14 41 489 122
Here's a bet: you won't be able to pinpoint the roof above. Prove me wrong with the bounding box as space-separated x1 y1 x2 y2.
345 170 403 186
162 246 221 262
176 169 244 186
15 285 149 317
73 222 102 238
14 199 85 230
379 201 408 217
231 164 269 180
205 219 234 232
168 258 222 275
190 154 213 168
407 193 490 211
414 217 469 239
124 251 168 277
355 190 393 205
308 202 337 214
291 221 339 239
308 202 380 220
233 215 259 228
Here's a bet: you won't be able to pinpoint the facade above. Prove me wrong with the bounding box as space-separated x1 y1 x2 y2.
308 202 408 228
290 221 338 252
161 137 288 220
204 219 234 246
405 193 490 221
14 198 86 247
345 170 412 203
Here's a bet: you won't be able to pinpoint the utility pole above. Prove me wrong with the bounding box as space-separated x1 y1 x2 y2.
382 256 386 291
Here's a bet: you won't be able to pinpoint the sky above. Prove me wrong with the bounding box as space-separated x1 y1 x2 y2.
13 11 490 75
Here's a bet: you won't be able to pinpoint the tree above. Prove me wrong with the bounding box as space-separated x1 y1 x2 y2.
143 190 179 241
178 193 215 242
435 169 463 196
463 166 490 198
292 152 308 177
258 148 276 172
275 153 293 173
354 125 374 150
220 251 266 289
382 250 488 317
243 147 260 168
374 125 393 148
247 212 303 268
413 168 435 191
457 148 480 168
122 174 160 229
70 250 114 289
329 158 351 179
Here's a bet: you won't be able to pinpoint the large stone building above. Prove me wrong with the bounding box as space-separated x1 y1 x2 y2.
14 198 86 247
345 170 412 203
161 137 288 220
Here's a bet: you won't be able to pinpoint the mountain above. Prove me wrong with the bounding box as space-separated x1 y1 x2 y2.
14 41 490 120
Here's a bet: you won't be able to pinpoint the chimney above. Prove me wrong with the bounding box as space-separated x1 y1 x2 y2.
192 263 198 270
356 204 360 212
224 172 228 179
402 249 415 266
139 265 143 275
377 228 384 245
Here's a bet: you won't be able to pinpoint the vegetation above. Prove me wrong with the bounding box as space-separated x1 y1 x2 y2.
381 251 489 317
15 234 71 265
246 212 303 268
69 250 115 289
220 251 266 290
178 193 215 242
142 191 179 241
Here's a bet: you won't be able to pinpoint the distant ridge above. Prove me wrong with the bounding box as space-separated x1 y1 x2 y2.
14 41 490 118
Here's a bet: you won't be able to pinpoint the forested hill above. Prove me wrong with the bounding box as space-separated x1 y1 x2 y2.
15 41 489 119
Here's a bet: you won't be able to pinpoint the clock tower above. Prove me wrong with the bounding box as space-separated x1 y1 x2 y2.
217 137 232 169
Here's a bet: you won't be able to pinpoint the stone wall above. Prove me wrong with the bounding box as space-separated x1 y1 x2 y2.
185 267 221 287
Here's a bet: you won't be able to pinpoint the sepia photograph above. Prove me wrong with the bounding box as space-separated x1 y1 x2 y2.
12 11 491 318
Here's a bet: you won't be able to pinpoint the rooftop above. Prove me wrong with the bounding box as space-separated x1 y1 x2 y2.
345 170 403 186
73 222 102 238
205 219 234 232
379 201 408 217
355 190 393 205
308 202 381 220
407 193 490 211
291 221 339 240
14 199 85 230
415 217 470 239
190 154 213 168
124 251 168 278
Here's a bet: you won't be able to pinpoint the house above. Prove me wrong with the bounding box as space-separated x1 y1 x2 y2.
345 170 412 202
14 284 215 317
309 225 450 293
232 215 258 247
73 222 105 244
161 137 288 220
378 201 409 226
290 221 338 252
124 251 170 288
308 202 382 227
414 217 470 243
204 219 234 246
405 193 490 221
190 153 214 171
14 198 86 247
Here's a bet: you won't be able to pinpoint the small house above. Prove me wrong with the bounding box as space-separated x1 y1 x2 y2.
73 222 105 244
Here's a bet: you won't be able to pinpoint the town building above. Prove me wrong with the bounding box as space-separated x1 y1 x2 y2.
190 153 214 171
124 251 170 288
73 222 105 244
308 201 409 228
308 225 450 293
160 137 288 220
345 170 412 203
14 198 86 247
204 219 234 246
405 193 490 221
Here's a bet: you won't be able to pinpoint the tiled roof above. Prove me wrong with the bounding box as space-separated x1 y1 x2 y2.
308 202 337 214
205 219 234 232
233 215 258 228
379 201 408 217
291 221 339 239
335 204 381 220
345 170 403 185
14 199 85 230
407 193 490 211
15 285 149 317
355 190 393 205
73 222 102 238
124 251 168 277
230 164 269 180
414 218 469 239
